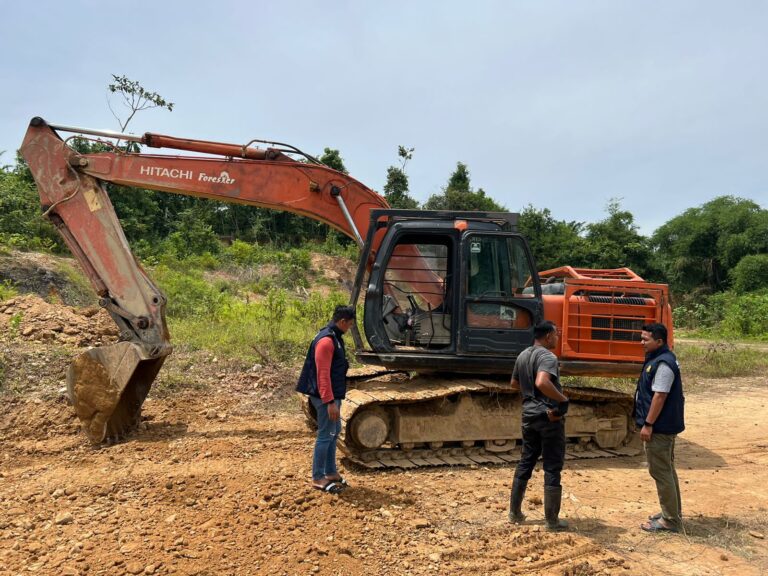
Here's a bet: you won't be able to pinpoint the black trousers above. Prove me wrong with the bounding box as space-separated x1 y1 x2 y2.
514 416 566 487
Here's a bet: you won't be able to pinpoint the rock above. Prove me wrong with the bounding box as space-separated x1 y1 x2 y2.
144 565 156 574
749 531 765 539
52 488 65 499
164 514 177 524
412 518 431 528
55 512 74 525
428 553 441 562
125 562 144 574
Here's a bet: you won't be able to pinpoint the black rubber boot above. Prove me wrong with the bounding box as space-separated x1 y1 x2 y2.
508 478 527 523
544 485 568 531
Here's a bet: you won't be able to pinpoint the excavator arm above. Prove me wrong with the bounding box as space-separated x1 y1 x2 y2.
20 117 389 442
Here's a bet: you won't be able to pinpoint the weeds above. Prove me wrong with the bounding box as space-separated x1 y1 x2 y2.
8 312 23 339
0 279 18 301
675 342 768 379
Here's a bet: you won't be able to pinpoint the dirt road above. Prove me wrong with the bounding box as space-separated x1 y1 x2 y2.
1 343 766 576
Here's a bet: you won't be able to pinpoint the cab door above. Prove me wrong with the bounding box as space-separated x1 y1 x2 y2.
459 232 543 356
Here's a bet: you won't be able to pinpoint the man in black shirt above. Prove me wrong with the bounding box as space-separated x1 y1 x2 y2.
508 320 570 531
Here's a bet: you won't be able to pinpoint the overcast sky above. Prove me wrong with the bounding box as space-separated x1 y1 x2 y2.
2 1 766 235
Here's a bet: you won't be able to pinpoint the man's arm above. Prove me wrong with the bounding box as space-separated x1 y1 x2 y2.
640 392 668 441
534 371 568 403
315 338 340 421
640 362 674 441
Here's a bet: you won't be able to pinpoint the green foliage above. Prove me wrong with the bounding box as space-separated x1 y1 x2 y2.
518 205 585 271
153 265 229 319
277 248 311 288
718 291 768 338
318 148 348 174
0 166 64 253
652 196 768 294
730 254 768 294
319 232 359 260
108 74 174 132
423 162 505 211
9 312 23 338
582 199 657 279
383 146 419 209
674 290 768 339
54 261 96 306
0 280 18 301
163 208 222 259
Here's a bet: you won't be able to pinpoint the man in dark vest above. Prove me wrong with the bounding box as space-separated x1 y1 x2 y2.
508 320 570 531
634 323 685 533
296 305 356 494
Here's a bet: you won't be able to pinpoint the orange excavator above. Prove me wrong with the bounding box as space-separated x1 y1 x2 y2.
20 117 673 468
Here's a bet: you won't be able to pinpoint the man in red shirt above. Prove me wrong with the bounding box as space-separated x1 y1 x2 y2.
296 306 356 493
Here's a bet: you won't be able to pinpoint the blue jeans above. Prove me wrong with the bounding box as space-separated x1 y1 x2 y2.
310 397 342 481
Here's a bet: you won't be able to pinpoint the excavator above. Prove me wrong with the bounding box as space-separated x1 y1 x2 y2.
20 117 673 468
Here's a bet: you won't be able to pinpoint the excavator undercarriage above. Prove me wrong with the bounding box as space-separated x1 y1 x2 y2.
303 373 638 469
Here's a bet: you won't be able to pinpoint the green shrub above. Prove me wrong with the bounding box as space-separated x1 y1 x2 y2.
153 265 231 319
731 254 768 294
278 248 311 288
719 290 768 339
674 290 768 339
0 280 18 301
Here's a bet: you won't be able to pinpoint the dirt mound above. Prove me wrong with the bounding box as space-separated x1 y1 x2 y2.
310 253 357 291
0 294 117 347
0 250 95 306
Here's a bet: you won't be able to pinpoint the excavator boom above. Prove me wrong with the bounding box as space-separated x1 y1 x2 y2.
20 117 388 442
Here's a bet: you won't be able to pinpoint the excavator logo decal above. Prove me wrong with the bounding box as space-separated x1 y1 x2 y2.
199 171 236 185
138 165 236 185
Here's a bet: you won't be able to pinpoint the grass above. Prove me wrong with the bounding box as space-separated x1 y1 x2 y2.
675 341 768 379
0 279 18 301
55 260 96 306
563 340 768 395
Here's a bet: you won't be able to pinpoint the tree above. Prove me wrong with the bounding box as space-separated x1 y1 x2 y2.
108 74 174 133
383 146 419 209
731 254 768 294
582 199 656 279
518 205 585 271
0 160 63 251
318 148 348 174
423 162 504 211
652 196 768 294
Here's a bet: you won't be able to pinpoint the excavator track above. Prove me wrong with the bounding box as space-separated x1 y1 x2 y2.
308 374 639 469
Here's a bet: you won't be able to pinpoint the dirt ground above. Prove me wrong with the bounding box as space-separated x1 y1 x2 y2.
1 334 767 576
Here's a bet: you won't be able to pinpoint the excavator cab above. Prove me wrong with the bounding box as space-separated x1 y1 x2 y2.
357 210 543 374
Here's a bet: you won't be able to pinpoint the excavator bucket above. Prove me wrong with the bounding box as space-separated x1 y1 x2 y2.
66 342 167 443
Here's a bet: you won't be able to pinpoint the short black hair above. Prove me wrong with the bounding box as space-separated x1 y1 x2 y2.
642 323 668 344
533 320 557 340
332 305 356 323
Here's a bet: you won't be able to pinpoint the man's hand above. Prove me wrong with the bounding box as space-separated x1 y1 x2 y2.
327 402 340 422
640 424 653 442
546 409 562 422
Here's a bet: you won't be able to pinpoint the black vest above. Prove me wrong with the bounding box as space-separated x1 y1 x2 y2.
295 323 349 400
633 345 685 434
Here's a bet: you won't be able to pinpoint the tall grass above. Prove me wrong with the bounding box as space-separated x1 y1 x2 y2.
153 263 352 363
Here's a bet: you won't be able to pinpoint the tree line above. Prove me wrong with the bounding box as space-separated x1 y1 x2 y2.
1 145 766 302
